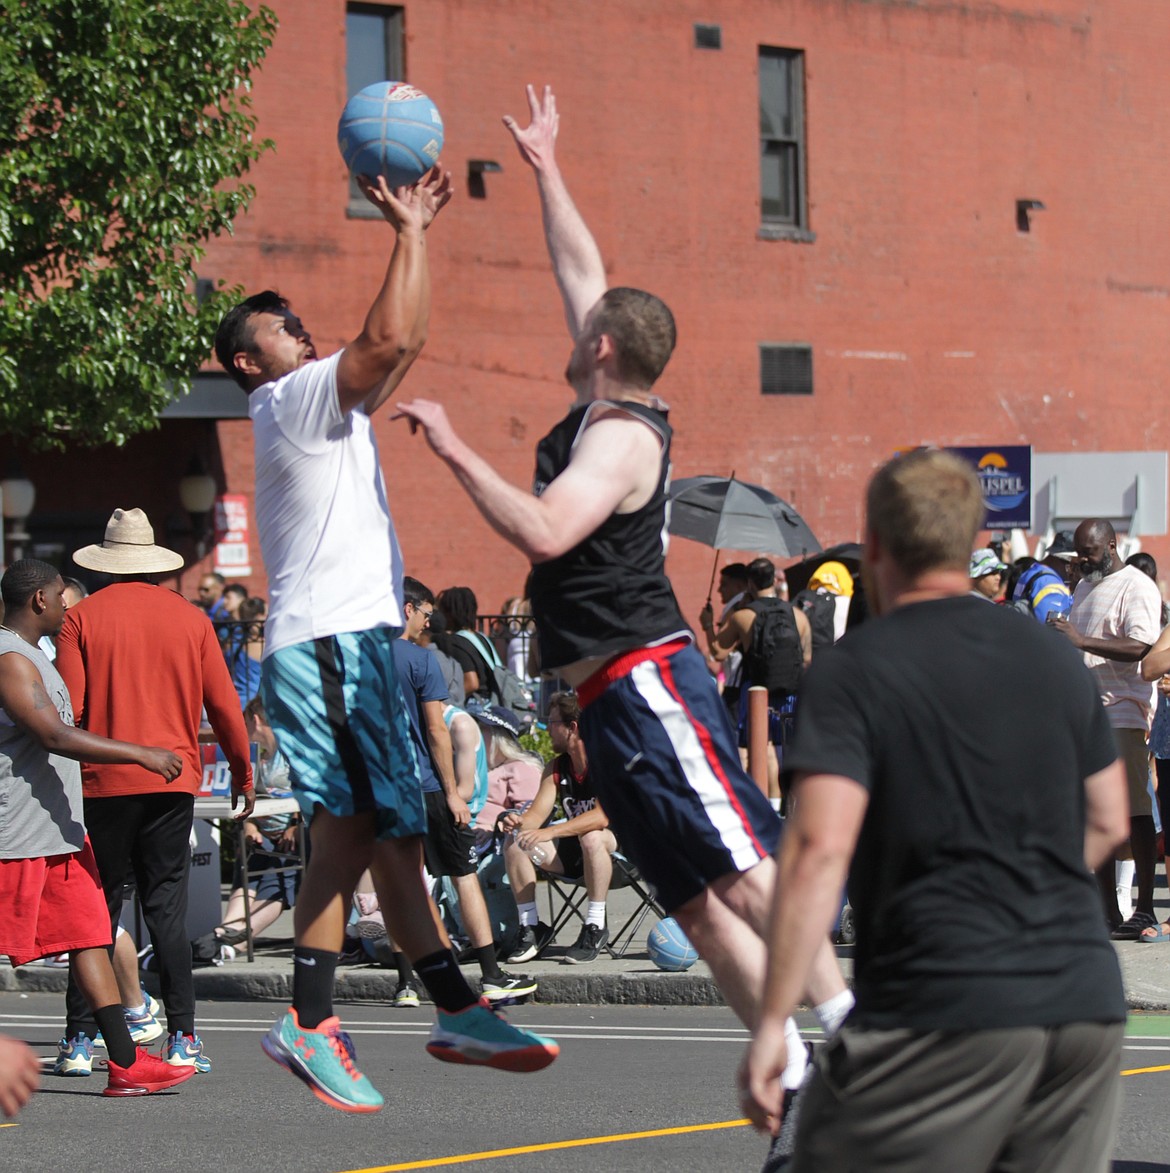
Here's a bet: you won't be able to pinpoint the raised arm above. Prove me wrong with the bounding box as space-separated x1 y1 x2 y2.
503 85 607 338
336 167 453 417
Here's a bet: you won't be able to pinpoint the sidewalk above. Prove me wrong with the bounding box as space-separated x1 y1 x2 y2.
5 882 1170 1011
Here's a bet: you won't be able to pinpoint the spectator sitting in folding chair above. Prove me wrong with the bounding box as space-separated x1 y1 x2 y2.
502 692 616 965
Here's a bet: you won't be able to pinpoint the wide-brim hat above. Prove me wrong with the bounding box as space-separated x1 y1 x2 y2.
469 702 525 740
73 508 185 575
969 547 1008 578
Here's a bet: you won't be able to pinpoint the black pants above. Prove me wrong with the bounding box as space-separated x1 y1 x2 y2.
65 792 196 1038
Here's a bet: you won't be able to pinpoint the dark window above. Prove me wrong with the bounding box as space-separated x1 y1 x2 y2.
694 24 722 50
345 5 405 210
760 345 813 396
759 48 808 234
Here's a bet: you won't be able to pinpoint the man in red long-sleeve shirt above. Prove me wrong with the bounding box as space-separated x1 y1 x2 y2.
55 508 254 1076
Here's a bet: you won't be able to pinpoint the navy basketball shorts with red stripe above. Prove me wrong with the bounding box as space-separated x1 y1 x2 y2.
576 640 780 913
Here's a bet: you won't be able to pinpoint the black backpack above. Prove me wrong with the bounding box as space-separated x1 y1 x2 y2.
742 598 803 696
793 587 837 652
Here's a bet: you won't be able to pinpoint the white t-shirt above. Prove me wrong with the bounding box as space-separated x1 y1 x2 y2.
1070 564 1162 730
250 351 404 657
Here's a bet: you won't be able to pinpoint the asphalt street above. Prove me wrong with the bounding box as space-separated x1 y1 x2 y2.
0 993 1167 1172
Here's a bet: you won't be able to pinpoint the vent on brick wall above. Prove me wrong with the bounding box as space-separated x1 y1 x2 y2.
694 23 722 50
760 345 813 396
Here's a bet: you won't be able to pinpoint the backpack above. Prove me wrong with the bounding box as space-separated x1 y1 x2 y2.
455 630 537 721
742 598 804 696
792 587 837 651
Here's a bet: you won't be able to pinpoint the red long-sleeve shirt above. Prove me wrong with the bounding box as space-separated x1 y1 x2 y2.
55 582 252 798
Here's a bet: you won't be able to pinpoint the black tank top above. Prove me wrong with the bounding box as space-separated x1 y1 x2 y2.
527 399 689 669
551 753 595 820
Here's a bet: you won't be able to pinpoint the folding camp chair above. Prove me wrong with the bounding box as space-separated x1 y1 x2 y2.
539 851 664 959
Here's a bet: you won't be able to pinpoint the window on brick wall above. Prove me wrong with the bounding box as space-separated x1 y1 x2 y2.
759 47 811 241
345 4 405 214
760 344 813 396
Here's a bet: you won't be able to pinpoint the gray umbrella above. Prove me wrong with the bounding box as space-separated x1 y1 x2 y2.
668 475 822 559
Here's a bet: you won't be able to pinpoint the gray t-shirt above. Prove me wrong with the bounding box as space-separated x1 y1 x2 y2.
0 631 86 858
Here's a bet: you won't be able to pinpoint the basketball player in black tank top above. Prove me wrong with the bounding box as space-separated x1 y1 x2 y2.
397 86 852 1137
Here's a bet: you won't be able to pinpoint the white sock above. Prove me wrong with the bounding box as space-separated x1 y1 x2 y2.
124 999 147 1017
517 902 538 927
769 797 783 813
1116 859 1135 890
586 901 607 929
814 988 855 1037
780 1017 809 1090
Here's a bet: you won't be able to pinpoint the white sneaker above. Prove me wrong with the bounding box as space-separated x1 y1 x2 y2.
1117 885 1134 922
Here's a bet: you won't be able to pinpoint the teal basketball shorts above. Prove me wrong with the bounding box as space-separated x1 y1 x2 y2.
260 627 424 839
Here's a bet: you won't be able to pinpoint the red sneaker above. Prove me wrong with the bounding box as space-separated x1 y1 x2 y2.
104 1047 197 1097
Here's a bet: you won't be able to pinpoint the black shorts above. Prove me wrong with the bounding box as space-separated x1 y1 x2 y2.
422 789 478 878
549 834 584 879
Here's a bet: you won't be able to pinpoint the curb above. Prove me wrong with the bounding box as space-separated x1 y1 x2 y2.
0 961 727 1008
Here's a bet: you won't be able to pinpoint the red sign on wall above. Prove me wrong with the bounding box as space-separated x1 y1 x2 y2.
213 493 251 577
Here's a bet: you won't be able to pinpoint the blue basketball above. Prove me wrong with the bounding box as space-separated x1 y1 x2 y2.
337 82 444 188
647 917 699 972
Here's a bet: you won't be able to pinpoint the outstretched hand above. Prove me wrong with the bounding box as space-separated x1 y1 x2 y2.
502 84 559 171
393 398 460 460
357 165 453 233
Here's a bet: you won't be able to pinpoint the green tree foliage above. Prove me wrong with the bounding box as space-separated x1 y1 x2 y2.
0 0 277 448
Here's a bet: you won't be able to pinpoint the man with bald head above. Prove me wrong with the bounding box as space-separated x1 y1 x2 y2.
1052 518 1163 938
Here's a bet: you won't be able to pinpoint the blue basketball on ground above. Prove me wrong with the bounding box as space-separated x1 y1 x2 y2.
647 917 699 972
337 82 444 188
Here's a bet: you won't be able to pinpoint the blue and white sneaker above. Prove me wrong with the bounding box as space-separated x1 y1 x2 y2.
426 997 559 1072
261 1008 384 1113
54 1033 95 1076
141 987 162 1018
163 1031 211 1074
123 1001 165 1046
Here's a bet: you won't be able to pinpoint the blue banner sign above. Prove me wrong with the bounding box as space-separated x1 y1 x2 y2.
949 446 1032 529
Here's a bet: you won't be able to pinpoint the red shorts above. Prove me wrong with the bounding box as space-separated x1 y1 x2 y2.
0 839 112 966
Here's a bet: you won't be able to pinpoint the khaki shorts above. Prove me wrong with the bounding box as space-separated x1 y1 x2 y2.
1114 726 1153 817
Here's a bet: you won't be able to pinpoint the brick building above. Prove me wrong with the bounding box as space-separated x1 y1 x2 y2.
8 0 1170 619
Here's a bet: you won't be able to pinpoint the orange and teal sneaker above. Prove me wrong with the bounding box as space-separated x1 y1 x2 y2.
261 1008 384 1113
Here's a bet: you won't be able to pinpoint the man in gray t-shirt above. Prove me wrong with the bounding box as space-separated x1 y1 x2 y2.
0 559 189 1096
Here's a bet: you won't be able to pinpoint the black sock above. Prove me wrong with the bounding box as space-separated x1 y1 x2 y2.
393 950 415 987
93 1004 136 1068
292 947 338 1029
413 949 478 1013
474 944 502 981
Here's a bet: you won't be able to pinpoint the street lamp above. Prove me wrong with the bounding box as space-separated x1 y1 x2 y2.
179 460 217 559
1 474 36 563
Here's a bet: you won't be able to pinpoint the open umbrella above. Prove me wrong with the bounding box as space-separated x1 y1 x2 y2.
669 475 821 560
668 475 822 605
783 542 862 597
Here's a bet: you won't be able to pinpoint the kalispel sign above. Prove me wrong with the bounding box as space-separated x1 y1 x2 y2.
949 446 1032 529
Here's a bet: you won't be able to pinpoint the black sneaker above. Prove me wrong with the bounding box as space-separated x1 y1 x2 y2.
481 973 538 1005
506 922 551 964
563 923 609 965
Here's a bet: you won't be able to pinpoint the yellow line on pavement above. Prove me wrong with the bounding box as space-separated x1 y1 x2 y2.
1122 1063 1170 1076
337 1118 751 1172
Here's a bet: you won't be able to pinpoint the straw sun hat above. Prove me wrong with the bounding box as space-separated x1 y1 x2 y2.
72 508 185 575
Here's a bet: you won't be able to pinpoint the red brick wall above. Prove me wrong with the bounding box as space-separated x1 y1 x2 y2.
24 1 1170 619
